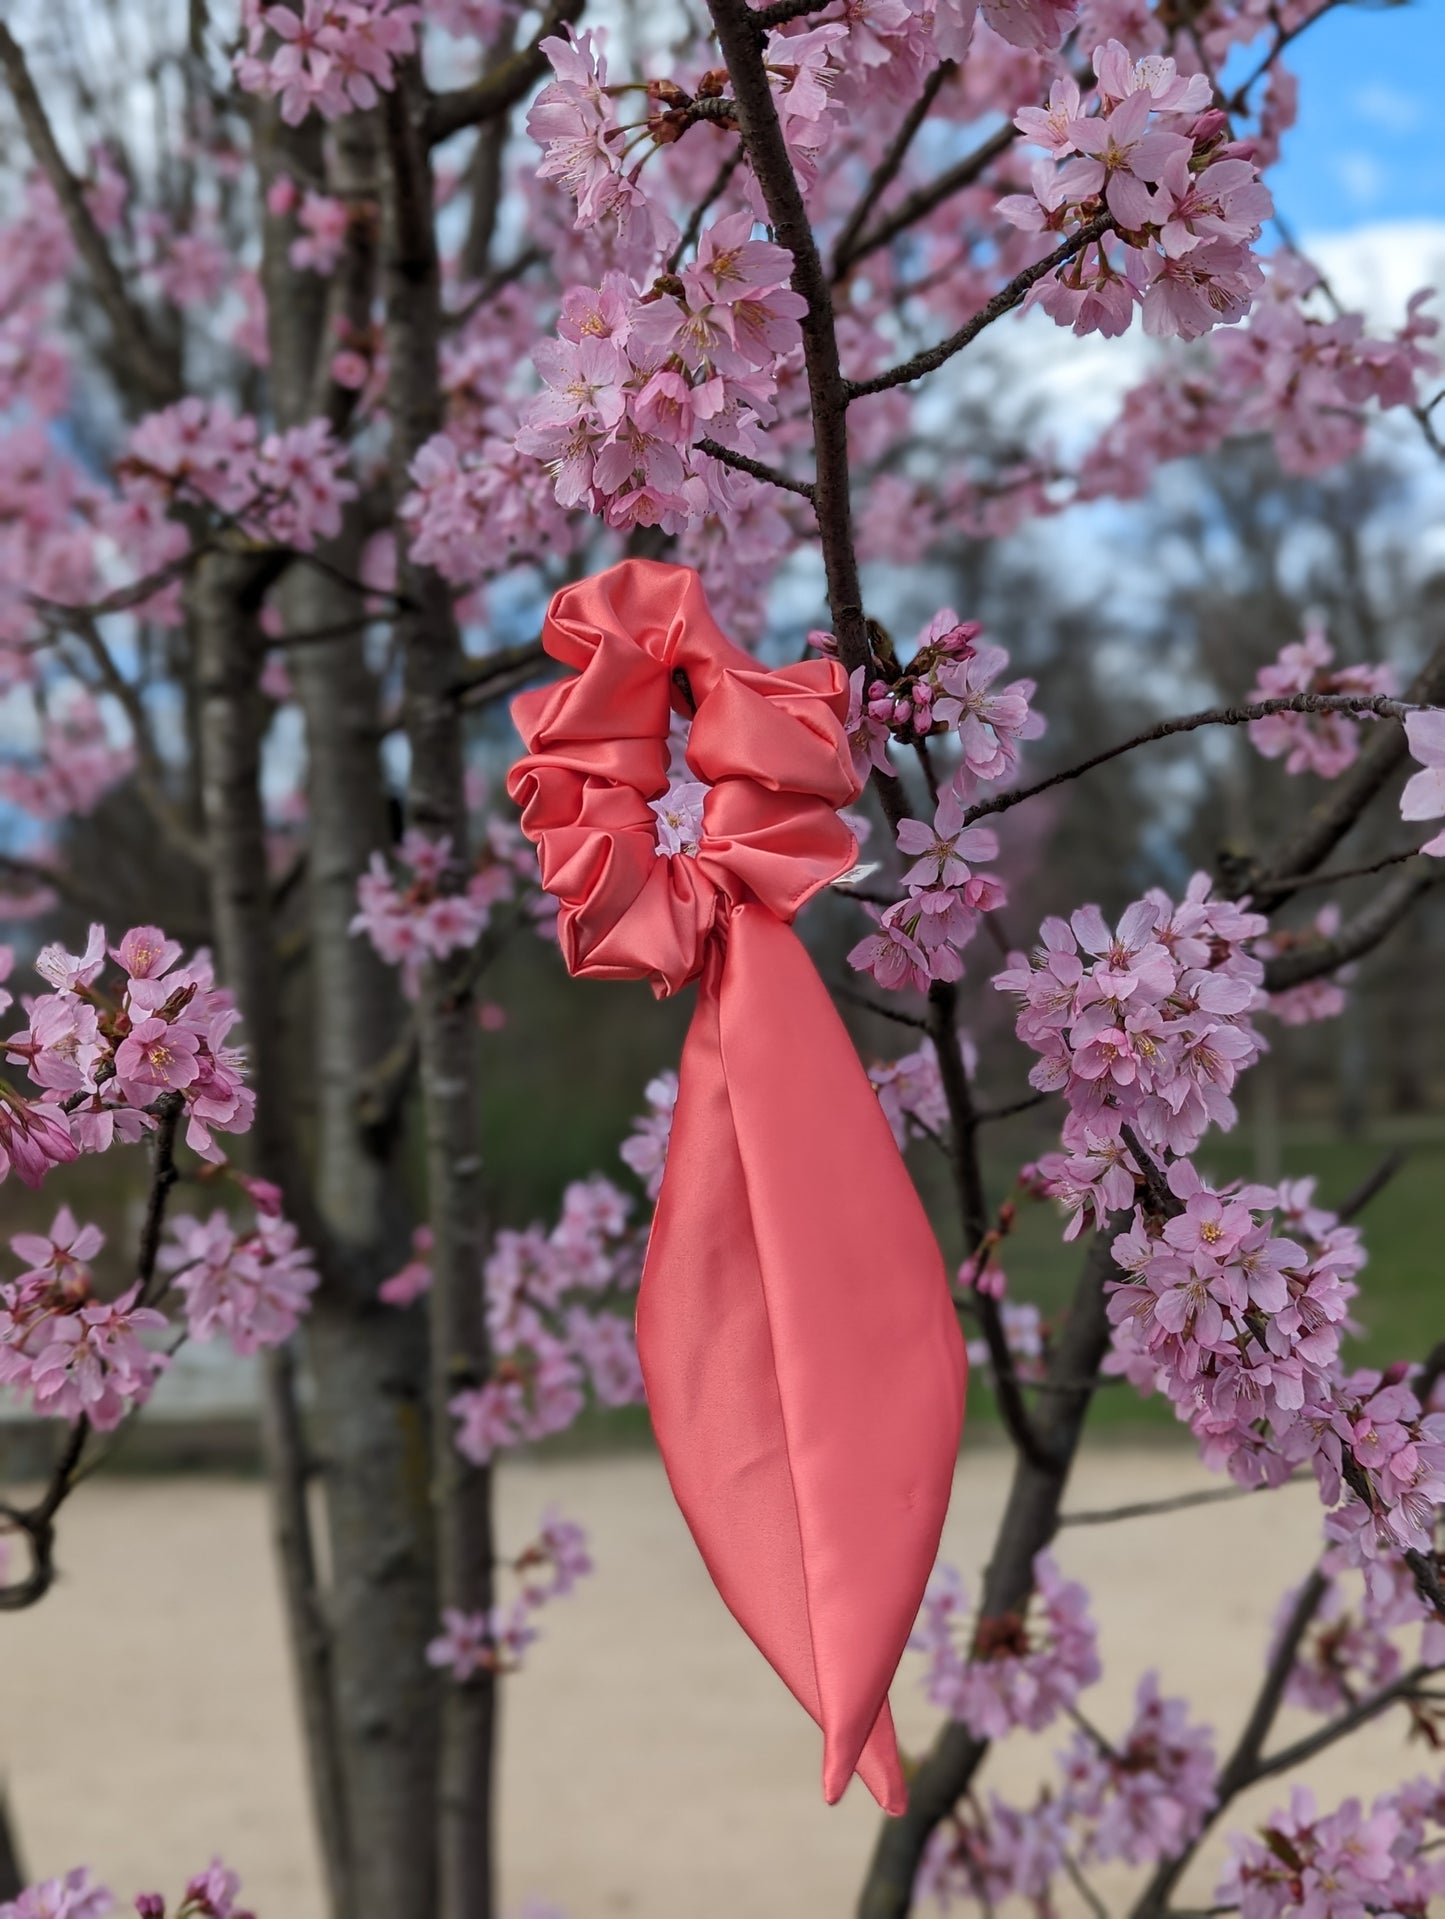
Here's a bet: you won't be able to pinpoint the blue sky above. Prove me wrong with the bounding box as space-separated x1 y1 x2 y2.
1256 1 1445 234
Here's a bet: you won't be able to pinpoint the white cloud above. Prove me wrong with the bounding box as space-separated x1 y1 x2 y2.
1333 149 1387 210
1351 81 1425 134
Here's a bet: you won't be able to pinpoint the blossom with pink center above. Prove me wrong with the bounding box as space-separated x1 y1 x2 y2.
10 1207 104 1285
1401 708 1445 854
619 1071 678 1198
1060 1672 1216 1865
1154 151 1273 259
895 789 999 889
649 778 709 857
1134 239 1264 341
933 644 1041 783
1063 89 1191 230
160 1208 318 1355
0 1867 114 1919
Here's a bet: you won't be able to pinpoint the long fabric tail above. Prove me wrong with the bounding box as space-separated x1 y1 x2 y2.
636 904 967 1811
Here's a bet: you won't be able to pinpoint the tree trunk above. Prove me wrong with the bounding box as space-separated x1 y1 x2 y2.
193 549 439 1919
381 72 497 1919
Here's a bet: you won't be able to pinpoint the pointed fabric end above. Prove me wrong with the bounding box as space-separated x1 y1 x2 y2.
824 1700 908 1814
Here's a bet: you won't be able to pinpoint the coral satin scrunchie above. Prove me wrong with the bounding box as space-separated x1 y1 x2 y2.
507 559 967 1814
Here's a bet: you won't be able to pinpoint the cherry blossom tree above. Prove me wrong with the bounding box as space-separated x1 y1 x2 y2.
1 0 1443 1917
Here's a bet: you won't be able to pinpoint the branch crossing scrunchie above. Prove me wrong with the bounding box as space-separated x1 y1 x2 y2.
507 559 967 1813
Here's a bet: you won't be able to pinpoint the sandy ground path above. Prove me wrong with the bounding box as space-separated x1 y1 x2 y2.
0 1445 1427 1916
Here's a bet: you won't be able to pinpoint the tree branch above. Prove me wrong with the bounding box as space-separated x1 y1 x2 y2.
706 0 871 676
835 119 1017 278
1129 1568 1330 1919
1245 638 1445 909
695 436 818 499
959 691 1423 830
845 215 1112 399
1261 863 1441 991
830 61 956 279
424 0 585 145
0 23 179 406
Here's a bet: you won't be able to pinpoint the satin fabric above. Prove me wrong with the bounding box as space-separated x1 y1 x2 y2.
508 559 967 1813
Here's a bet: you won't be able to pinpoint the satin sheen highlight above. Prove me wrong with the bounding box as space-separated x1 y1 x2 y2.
507 558 966 1813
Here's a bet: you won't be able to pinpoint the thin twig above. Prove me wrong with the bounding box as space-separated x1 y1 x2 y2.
1060 1478 1298 1528
695 436 818 500
845 215 1113 399
830 62 955 278
962 691 1421 830
836 120 1018 276
425 0 585 144
0 23 179 404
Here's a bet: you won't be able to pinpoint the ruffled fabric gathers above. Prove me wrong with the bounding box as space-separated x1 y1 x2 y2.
508 559 966 1813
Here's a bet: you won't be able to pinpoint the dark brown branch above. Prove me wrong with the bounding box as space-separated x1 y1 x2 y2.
449 639 547 700
1130 1568 1330 1919
1261 863 1440 991
831 980 931 1029
425 0 585 145
1060 1479 1293 1528
0 23 179 405
1246 1664 1436 1786
927 978 1050 1469
706 0 871 677
845 215 1112 399
961 692 1422 831
1223 0 1346 114
830 62 955 278
1246 639 1445 909
1336 1147 1409 1223
836 119 1017 276
696 436 818 500
1256 845 1427 897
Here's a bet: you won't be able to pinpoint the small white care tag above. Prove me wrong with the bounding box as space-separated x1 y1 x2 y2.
832 861 881 888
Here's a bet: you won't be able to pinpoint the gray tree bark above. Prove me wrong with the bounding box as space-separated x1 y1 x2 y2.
381 68 498 1919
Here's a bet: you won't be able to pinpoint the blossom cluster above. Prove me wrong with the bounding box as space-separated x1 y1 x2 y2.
1106 1167 1361 1472
447 1177 645 1465
119 399 356 555
235 0 420 125
850 786 1005 992
1220 1782 1445 1919
911 1643 1216 1905
159 1206 318 1356
350 825 534 998
0 1207 165 1429
910 1551 1101 1740
835 608 1042 791
512 217 808 534
0 1859 255 1919
3 923 256 1183
426 1508 593 1682
842 609 1042 992
1001 43 1272 342
995 878 1268 1230
1246 623 1395 780
0 691 135 823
